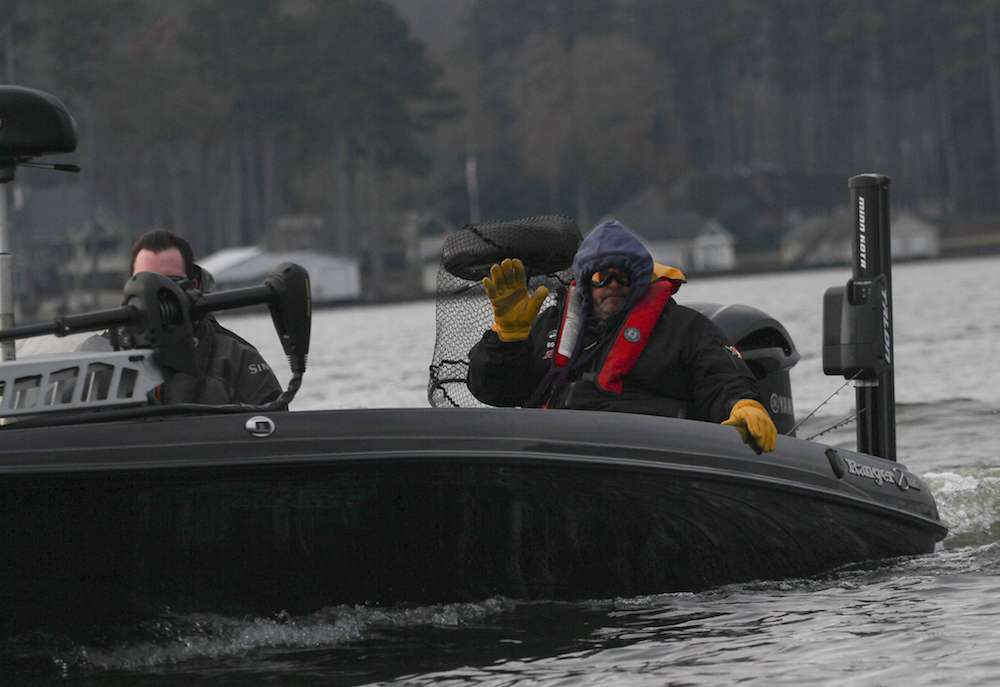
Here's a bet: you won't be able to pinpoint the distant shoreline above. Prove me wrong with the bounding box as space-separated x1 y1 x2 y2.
681 236 1000 282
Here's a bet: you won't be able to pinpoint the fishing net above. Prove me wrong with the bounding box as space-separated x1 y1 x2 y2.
427 216 581 408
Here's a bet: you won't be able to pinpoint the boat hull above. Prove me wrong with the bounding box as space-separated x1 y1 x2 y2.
0 408 946 626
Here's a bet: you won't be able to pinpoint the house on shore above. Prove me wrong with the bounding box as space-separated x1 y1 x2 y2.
780 212 851 266
605 187 736 273
782 209 940 266
198 246 361 304
893 211 940 259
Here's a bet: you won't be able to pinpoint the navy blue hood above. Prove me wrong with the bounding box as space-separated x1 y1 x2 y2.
572 219 653 307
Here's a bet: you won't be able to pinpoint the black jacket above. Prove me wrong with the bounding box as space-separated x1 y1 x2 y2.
467 300 760 423
80 317 283 406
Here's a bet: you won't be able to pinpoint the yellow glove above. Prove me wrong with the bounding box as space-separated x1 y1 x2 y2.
482 258 549 342
722 399 778 453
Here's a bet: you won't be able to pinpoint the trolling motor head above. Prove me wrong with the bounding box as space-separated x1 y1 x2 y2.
264 263 311 375
119 272 199 376
0 86 80 183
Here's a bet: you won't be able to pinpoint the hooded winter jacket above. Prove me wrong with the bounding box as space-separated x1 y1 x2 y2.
467 219 761 422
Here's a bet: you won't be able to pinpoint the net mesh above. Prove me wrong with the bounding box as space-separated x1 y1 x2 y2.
427 216 581 408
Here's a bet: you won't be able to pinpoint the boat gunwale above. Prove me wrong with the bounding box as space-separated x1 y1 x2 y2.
1 443 948 538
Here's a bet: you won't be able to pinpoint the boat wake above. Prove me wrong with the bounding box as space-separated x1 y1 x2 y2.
9 544 999 682
925 468 1000 547
8 598 514 678
794 397 1000 549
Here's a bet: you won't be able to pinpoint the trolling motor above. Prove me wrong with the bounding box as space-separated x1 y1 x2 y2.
822 174 896 460
0 263 311 417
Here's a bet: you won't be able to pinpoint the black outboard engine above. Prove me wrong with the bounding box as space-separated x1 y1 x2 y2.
687 303 800 435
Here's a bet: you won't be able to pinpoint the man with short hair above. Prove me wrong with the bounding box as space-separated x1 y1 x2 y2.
81 229 283 406
467 218 777 452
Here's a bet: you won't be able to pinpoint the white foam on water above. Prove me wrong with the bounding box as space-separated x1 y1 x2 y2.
923 468 1000 540
63 597 513 672
68 613 365 671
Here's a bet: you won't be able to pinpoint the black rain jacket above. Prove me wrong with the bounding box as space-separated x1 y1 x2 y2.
80 317 283 406
467 299 761 423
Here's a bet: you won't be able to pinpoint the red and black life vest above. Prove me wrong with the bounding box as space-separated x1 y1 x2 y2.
552 277 683 393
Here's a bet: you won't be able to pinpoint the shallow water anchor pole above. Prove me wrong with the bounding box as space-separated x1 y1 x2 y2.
849 174 896 460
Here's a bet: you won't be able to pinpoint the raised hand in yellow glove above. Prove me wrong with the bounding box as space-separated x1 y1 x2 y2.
482 258 549 342
722 399 778 453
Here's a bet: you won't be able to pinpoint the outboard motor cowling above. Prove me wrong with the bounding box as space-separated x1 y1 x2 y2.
687 303 800 435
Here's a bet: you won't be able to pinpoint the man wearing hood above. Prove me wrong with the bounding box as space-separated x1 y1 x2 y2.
467 218 777 452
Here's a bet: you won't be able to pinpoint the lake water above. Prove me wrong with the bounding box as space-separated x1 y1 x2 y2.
4 256 1000 685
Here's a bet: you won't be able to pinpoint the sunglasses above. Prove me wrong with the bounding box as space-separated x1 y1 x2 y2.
590 269 631 288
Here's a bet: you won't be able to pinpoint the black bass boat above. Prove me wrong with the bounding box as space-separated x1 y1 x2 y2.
0 87 946 630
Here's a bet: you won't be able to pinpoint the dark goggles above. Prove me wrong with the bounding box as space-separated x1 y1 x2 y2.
590 269 631 288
